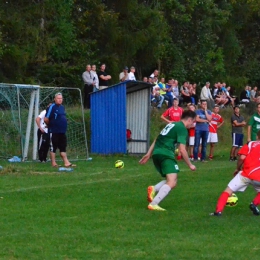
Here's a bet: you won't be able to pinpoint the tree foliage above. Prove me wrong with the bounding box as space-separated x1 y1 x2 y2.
0 0 260 89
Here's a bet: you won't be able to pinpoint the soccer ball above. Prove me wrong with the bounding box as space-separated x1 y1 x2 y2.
115 160 124 169
226 193 238 207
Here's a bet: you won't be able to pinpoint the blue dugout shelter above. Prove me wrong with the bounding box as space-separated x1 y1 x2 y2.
90 80 152 154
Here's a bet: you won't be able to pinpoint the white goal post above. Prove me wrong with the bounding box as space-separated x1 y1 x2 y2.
0 83 89 161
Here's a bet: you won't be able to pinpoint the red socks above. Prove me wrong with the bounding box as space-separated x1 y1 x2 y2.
253 193 260 206
216 192 230 213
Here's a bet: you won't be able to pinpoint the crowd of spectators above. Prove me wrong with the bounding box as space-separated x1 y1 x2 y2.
145 70 260 110
82 64 260 111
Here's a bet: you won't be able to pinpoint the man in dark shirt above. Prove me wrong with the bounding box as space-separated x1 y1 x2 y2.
230 105 246 161
97 63 111 90
44 93 76 168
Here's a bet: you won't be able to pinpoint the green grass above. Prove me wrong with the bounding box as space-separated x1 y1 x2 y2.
0 106 259 259
1 155 260 260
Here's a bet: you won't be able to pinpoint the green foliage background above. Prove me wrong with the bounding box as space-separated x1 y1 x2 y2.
1 0 260 93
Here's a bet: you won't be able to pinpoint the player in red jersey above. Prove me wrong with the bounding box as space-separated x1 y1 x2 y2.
161 98 183 124
207 105 224 160
210 130 260 216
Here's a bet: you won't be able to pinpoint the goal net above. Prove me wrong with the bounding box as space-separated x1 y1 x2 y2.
0 84 89 161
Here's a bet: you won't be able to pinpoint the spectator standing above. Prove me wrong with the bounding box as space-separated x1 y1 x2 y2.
35 103 52 163
91 64 99 92
247 103 260 142
161 98 183 124
200 82 214 109
230 105 246 161
194 100 212 162
119 66 129 82
128 66 136 81
98 63 112 90
82 64 95 109
207 105 224 160
44 93 76 168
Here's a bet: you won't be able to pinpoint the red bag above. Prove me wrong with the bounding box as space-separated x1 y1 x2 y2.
126 129 132 140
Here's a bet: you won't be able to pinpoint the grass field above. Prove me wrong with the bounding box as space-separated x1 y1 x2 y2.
1 154 260 260
1 105 259 259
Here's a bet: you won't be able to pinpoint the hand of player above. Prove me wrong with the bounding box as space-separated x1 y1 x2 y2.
139 154 150 164
189 164 196 171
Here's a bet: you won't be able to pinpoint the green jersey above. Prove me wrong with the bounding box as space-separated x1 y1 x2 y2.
153 121 188 157
249 112 260 141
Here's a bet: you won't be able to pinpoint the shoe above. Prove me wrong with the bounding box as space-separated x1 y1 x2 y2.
209 155 213 160
249 203 260 216
148 204 166 211
190 157 194 161
65 164 77 167
147 186 155 203
229 157 234 161
177 155 182 161
209 212 222 216
233 157 237 161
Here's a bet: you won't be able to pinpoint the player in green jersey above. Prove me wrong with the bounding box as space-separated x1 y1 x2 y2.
248 103 260 142
139 110 197 211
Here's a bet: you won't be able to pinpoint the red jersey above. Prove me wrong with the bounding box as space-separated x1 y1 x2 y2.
239 141 260 181
189 122 196 137
209 113 223 133
162 107 183 122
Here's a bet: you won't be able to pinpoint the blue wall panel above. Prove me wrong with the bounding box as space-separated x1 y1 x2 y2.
91 83 127 154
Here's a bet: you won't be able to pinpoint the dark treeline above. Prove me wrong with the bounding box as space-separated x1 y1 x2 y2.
0 0 260 93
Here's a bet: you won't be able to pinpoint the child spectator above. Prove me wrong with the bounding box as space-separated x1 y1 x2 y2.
208 105 224 160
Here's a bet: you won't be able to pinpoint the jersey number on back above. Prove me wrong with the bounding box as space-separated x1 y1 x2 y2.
160 123 175 136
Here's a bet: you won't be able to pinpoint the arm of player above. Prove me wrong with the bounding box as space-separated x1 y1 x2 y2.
36 117 44 133
44 117 49 125
247 125 252 142
179 143 196 171
139 139 156 164
233 120 246 127
205 111 212 122
196 115 208 123
217 120 224 129
160 114 171 124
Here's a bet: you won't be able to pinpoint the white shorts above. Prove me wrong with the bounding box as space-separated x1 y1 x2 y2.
207 132 218 143
228 171 260 192
189 136 195 146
